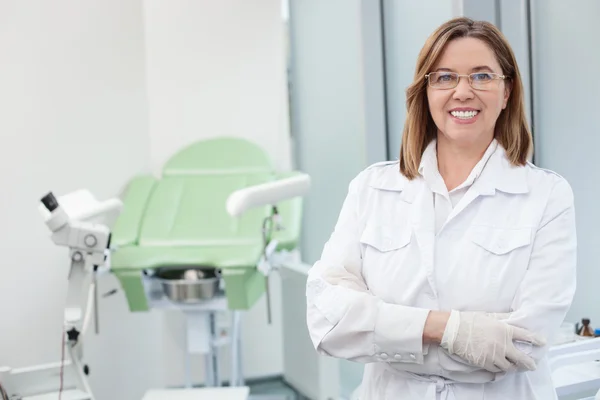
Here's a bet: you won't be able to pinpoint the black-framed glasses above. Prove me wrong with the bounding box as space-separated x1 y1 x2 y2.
425 71 507 90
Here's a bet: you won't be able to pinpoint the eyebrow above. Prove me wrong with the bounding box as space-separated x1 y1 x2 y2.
435 65 496 73
471 65 495 72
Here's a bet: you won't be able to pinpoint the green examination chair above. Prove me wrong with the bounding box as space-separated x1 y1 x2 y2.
109 137 305 313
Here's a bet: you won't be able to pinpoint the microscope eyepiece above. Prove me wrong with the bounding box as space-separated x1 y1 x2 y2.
41 192 59 212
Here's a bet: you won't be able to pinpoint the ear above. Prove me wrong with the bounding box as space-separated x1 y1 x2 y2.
502 80 512 110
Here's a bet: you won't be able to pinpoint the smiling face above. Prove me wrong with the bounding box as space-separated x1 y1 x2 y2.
426 37 511 149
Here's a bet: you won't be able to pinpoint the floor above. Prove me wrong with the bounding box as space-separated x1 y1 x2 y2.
183 377 303 400
246 377 300 399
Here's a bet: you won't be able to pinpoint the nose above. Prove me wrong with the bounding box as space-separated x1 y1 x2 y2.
452 76 474 101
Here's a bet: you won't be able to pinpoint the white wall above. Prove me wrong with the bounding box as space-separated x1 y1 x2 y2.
144 0 291 172
0 1 157 399
0 0 291 398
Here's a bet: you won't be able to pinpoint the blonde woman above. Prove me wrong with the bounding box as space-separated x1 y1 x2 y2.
306 17 576 399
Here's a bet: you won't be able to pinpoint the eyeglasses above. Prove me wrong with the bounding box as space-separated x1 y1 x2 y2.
425 71 507 90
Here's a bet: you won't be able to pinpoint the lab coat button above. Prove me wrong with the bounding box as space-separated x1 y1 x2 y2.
380 353 388 359
394 354 402 360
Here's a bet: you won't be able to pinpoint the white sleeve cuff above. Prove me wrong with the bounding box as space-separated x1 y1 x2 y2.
373 302 430 364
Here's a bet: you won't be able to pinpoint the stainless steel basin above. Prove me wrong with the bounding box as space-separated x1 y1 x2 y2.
154 267 221 303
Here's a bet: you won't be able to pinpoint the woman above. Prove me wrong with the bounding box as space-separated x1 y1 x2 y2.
305 17 577 399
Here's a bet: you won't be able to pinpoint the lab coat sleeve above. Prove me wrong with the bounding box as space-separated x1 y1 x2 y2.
507 178 577 360
305 173 431 364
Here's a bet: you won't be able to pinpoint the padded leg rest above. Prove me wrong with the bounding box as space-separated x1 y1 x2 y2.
221 268 266 310
113 270 150 312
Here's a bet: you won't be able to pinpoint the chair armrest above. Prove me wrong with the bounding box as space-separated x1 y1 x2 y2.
273 171 305 251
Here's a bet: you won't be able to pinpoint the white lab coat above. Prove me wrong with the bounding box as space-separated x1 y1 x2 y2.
306 141 577 399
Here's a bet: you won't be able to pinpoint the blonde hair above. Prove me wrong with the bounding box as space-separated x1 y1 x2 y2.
399 17 533 179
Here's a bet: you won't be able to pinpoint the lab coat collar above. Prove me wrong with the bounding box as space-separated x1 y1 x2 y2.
417 139 498 196
417 138 496 182
367 161 416 203
368 139 528 199
477 143 529 195
417 140 441 179
416 138 529 196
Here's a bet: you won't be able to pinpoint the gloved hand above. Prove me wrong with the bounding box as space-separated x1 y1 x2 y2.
440 310 546 373
482 312 511 321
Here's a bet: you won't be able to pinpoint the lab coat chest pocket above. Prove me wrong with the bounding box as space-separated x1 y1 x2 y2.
467 226 533 303
359 224 415 296
360 224 411 252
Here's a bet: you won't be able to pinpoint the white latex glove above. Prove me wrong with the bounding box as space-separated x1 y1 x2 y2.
441 310 546 373
483 312 511 321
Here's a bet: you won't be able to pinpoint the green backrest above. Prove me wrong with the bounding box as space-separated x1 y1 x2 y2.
162 137 273 175
138 138 277 247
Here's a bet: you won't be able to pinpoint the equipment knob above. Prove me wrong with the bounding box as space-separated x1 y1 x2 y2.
72 251 83 262
84 234 97 247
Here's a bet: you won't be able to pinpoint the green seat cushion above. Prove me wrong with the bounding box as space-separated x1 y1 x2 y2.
111 244 263 270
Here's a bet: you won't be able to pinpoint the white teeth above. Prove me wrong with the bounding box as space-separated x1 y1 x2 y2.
450 110 479 119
